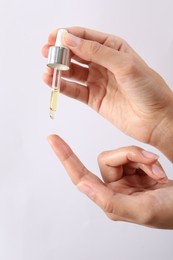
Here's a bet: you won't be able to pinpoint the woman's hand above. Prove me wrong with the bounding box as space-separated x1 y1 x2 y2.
47 135 173 229
42 27 173 160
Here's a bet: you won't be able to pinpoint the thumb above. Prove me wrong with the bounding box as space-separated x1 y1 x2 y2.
63 32 127 73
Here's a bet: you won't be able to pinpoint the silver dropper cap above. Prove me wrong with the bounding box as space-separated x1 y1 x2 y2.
47 29 70 71
47 46 70 70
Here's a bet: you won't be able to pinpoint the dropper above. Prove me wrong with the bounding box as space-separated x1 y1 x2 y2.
47 29 70 119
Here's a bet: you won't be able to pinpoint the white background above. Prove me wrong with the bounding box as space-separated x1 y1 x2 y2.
0 0 173 259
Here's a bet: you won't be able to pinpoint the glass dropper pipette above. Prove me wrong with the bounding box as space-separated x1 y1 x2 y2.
47 29 70 119
49 69 61 119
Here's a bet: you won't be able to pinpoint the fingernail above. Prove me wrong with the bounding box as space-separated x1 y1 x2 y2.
142 150 159 160
152 163 167 178
63 33 81 47
77 183 95 200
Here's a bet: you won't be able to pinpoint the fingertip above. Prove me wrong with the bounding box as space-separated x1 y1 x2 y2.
141 161 168 184
47 134 57 145
127 147 159 164
151 162 167 180
42 72 52 86
48 29 57 44
42 67 53 82
141 150 159 160
47 135 65 159
47 134 69 150
47 134 61 145
41 44 49 57
46 66 54 75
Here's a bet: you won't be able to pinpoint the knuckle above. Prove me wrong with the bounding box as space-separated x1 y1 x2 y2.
122 54 140 76
128 145 139 151
103 200 114 214
121 39 130 51
106 212 118 221
126 145 141 160
89 41 102 56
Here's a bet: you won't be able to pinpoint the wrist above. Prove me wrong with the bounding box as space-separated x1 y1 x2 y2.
150 111 173 162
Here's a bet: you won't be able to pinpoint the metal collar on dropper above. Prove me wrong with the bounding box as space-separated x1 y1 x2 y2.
47 29 70 71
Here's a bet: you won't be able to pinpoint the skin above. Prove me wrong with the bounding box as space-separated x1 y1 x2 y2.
48 135 173 229
42 27 173 229
42 27 173 161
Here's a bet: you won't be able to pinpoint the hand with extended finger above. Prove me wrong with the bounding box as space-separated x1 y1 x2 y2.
48 135 173 229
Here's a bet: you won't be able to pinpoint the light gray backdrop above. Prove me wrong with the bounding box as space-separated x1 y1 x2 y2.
0 0 173 259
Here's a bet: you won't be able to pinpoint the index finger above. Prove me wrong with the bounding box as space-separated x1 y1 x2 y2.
47 26 141 62
47 134 101 185
48 26 110 46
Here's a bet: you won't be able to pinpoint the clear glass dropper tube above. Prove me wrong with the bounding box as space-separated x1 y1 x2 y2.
49 68 61 119
47 29 70 119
